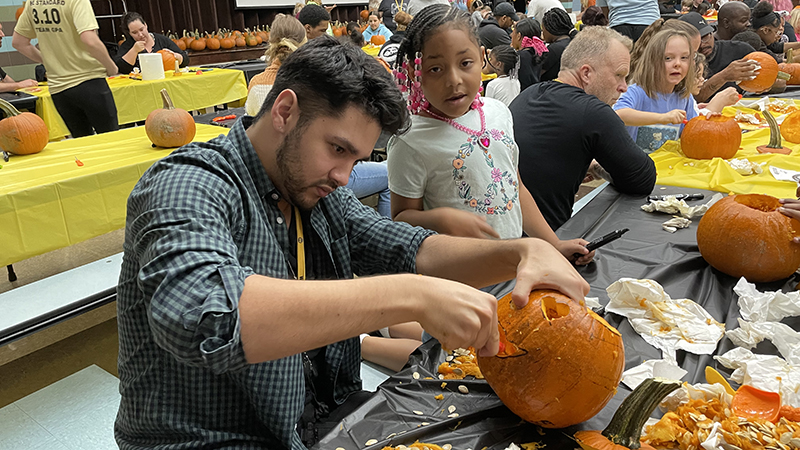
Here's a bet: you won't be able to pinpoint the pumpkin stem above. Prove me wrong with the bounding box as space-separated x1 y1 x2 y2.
0 98 22 118
601 378 682 449
761 108 784 149
160 89 175 110
789 48 795 63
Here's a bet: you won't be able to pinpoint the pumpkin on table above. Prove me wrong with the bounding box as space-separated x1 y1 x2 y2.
157 49 176 72
145 89 196 148
477 290 625 428
0 98 48 155
696 194 800 283
738 52 789 93
680 115 741 160
781 109 800 144
370 35 387 46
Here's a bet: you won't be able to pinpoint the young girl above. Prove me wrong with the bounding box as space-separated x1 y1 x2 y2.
540 8 578 82
483 45 521 106
362 11 394 43
614 29 698 151
512 17 548 91
693 52 740 113
388 4 592 264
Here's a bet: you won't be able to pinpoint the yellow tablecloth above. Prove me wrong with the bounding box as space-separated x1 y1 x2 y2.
650 127 800 199
0 124 230 267
19 68 247 140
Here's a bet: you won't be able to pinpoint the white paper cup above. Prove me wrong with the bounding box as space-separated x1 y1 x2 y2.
139 53 165 81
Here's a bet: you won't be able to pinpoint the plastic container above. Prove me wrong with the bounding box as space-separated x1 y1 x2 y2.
139 53 165 81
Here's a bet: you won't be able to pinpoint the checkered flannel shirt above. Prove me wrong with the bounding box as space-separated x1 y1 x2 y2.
115 116 434 449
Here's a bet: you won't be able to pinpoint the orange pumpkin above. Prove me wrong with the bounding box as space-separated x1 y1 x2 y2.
190 37 206 51
779 62 800 84
235 36 247 47
360 8 370 20
739 52 780 93
157 49 176 72
206 33 221 50
697 194 800 283
220 33 236 49
171 33 187 51
0 98 49 155
680 115 741 159
15 2 25 21
145 89 196 148
182 30 194 49
245 33 258 47
477 290 624 428
781 110 800 143
370 35 386 46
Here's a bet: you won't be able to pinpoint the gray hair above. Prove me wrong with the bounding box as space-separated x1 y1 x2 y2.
560 26 632 72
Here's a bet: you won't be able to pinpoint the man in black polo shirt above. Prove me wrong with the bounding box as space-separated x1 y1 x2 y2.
509 26 656 231
679 12 758 102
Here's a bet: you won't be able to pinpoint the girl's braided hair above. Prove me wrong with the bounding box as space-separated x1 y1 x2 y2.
489 45 519 77
397 4 480 68
542 8 578 39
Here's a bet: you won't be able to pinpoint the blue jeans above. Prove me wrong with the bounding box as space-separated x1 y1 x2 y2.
346 161 391 218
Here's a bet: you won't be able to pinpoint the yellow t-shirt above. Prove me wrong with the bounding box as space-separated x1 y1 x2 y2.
15 0 107 94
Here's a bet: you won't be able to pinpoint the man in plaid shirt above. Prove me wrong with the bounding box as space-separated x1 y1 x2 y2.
115 36 589 449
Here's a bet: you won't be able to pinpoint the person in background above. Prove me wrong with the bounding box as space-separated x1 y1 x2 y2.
114 12 188 75
581 5 610 26
764 0 794 13
742 2 800 61
469 0 488 27
483 45 521 105
294 2 306 17
630 18 701 83
715 1 752 41
596 0 660 42
13 0 119 138
527 0 567 23
510 26 657 231
791 7 800 41
513 17 548 90
246 15 307 117
692 52 741 112
379 10 413 65
0 23 37 94
363 11 394 42
479 2 517 49
298 3 332 39
379 0 402 31
345 21 367 47
540 8 578 81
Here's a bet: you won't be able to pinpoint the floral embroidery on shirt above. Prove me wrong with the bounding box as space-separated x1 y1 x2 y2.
452 129 519 215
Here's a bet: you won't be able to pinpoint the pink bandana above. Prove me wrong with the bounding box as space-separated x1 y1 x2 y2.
521 36 548 57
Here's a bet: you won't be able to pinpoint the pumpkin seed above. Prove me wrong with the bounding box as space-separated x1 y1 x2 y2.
335 448 346 450
448 413 460 418
791 438 800 447
386 433 396 439
421 422 430 426
458 385 469 394
782 432 793 444
446 356 454 362
413 410 424 415
438 374 444 380
422 447 431 450
453 359 462 365
443 445 453 450
448 405 456 413
412 372 420 380
452 368 464 376
720 444 742 450
365 439 378 445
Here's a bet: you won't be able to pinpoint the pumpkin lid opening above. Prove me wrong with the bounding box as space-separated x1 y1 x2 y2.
541 296 570 321
733 194 781 212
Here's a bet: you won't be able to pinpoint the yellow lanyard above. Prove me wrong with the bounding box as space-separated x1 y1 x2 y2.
294 207 306 280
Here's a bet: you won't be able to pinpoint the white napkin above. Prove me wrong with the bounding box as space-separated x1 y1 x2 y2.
621 359 687 390
735 277 800 322
641 193 724 220
726 318 800 365
727 158 764 175
662 216 692 233
715 347 800 407
606 278 726 363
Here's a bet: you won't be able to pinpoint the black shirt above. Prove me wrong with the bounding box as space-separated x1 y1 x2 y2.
479 17 512 49
540 37 571 82
114 33 189 74
518 48 543 91
0 66 6 80
509 82 657 230
706 39 755 97
379 0 399 32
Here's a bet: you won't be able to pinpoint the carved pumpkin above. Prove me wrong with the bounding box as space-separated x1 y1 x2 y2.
157 49 176 72
739 52 783 93
575 378 681 450
370 35 386 46
145 89 196 148
680 115 742 160
0 98 49 155
781 110 800 143
697 194 800 283
477 290 625 428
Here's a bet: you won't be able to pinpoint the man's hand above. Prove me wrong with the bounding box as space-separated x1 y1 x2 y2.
18 79 38 88
437 207 501 239
555 238 595 266
510 239 591 308
105 63 118 77
660 109 686 124
723 58 760 83
414 275 499 356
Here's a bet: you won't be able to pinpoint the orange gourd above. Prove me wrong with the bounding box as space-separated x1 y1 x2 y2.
370 35 386 46
15 2 25 20
235 36 247 47
220 33 235 49
145 89 196 148
171 33 187 51
245 33 258 47
680 115 741 160
781 110 800 143
739 52 782 93
779 62 800 84
157 49 176 72
360 8 370 20
696 194 800 283
190 37 206 51
182 30 194 49
206 33 221 50
0 98 49 155
477 290 625 428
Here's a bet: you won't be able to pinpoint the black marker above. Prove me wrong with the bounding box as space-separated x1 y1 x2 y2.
647 193 705 201
574 228 630 259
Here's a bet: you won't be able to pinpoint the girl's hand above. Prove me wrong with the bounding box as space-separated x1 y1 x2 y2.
555 239 596 265
438 208 501 239
661 109 686 124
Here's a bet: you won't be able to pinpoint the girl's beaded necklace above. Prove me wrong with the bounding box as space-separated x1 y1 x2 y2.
420 99 492 149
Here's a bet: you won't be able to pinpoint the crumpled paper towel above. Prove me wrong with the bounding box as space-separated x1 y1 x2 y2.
715 347 800 407
660 382 733 412
662 216 691 233
727 158 764 175
607 278 725 363
621 359 688 390
726 318 800 365
734 277 800 323
584 297 602 310
641 193 724 219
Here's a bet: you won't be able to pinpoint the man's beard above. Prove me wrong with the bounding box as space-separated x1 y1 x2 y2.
275 125 337 211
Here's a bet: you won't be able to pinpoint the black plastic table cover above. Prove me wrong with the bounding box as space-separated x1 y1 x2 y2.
315 185 800 450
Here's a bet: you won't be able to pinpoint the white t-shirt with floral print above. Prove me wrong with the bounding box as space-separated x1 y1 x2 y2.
387 97 523 240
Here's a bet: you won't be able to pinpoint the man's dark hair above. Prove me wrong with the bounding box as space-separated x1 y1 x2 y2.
398 4 479 66
256 35 408 135
297 4 331 27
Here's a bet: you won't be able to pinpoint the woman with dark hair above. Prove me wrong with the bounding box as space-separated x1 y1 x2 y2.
512 17 548 90
114 12 188 74
540 8 578 82
739 1 800 62
581 5 608 27
345 21 366 47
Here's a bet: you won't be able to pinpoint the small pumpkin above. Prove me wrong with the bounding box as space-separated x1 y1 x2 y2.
0 98 49 155
190 37 206 51
477 290 625 428
738 52 787 93
779 62 800 84
360 8 370 20
245 33 258 47
781 110 800 143
145 89 196 148
680 115 742 160
575 378 682 450
181 30 194 49
157 49 176 72
15 2 25 21
206 32 221 50
696 194 800 283
171 33 187 51
370 34 386 46
220 33 236 49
